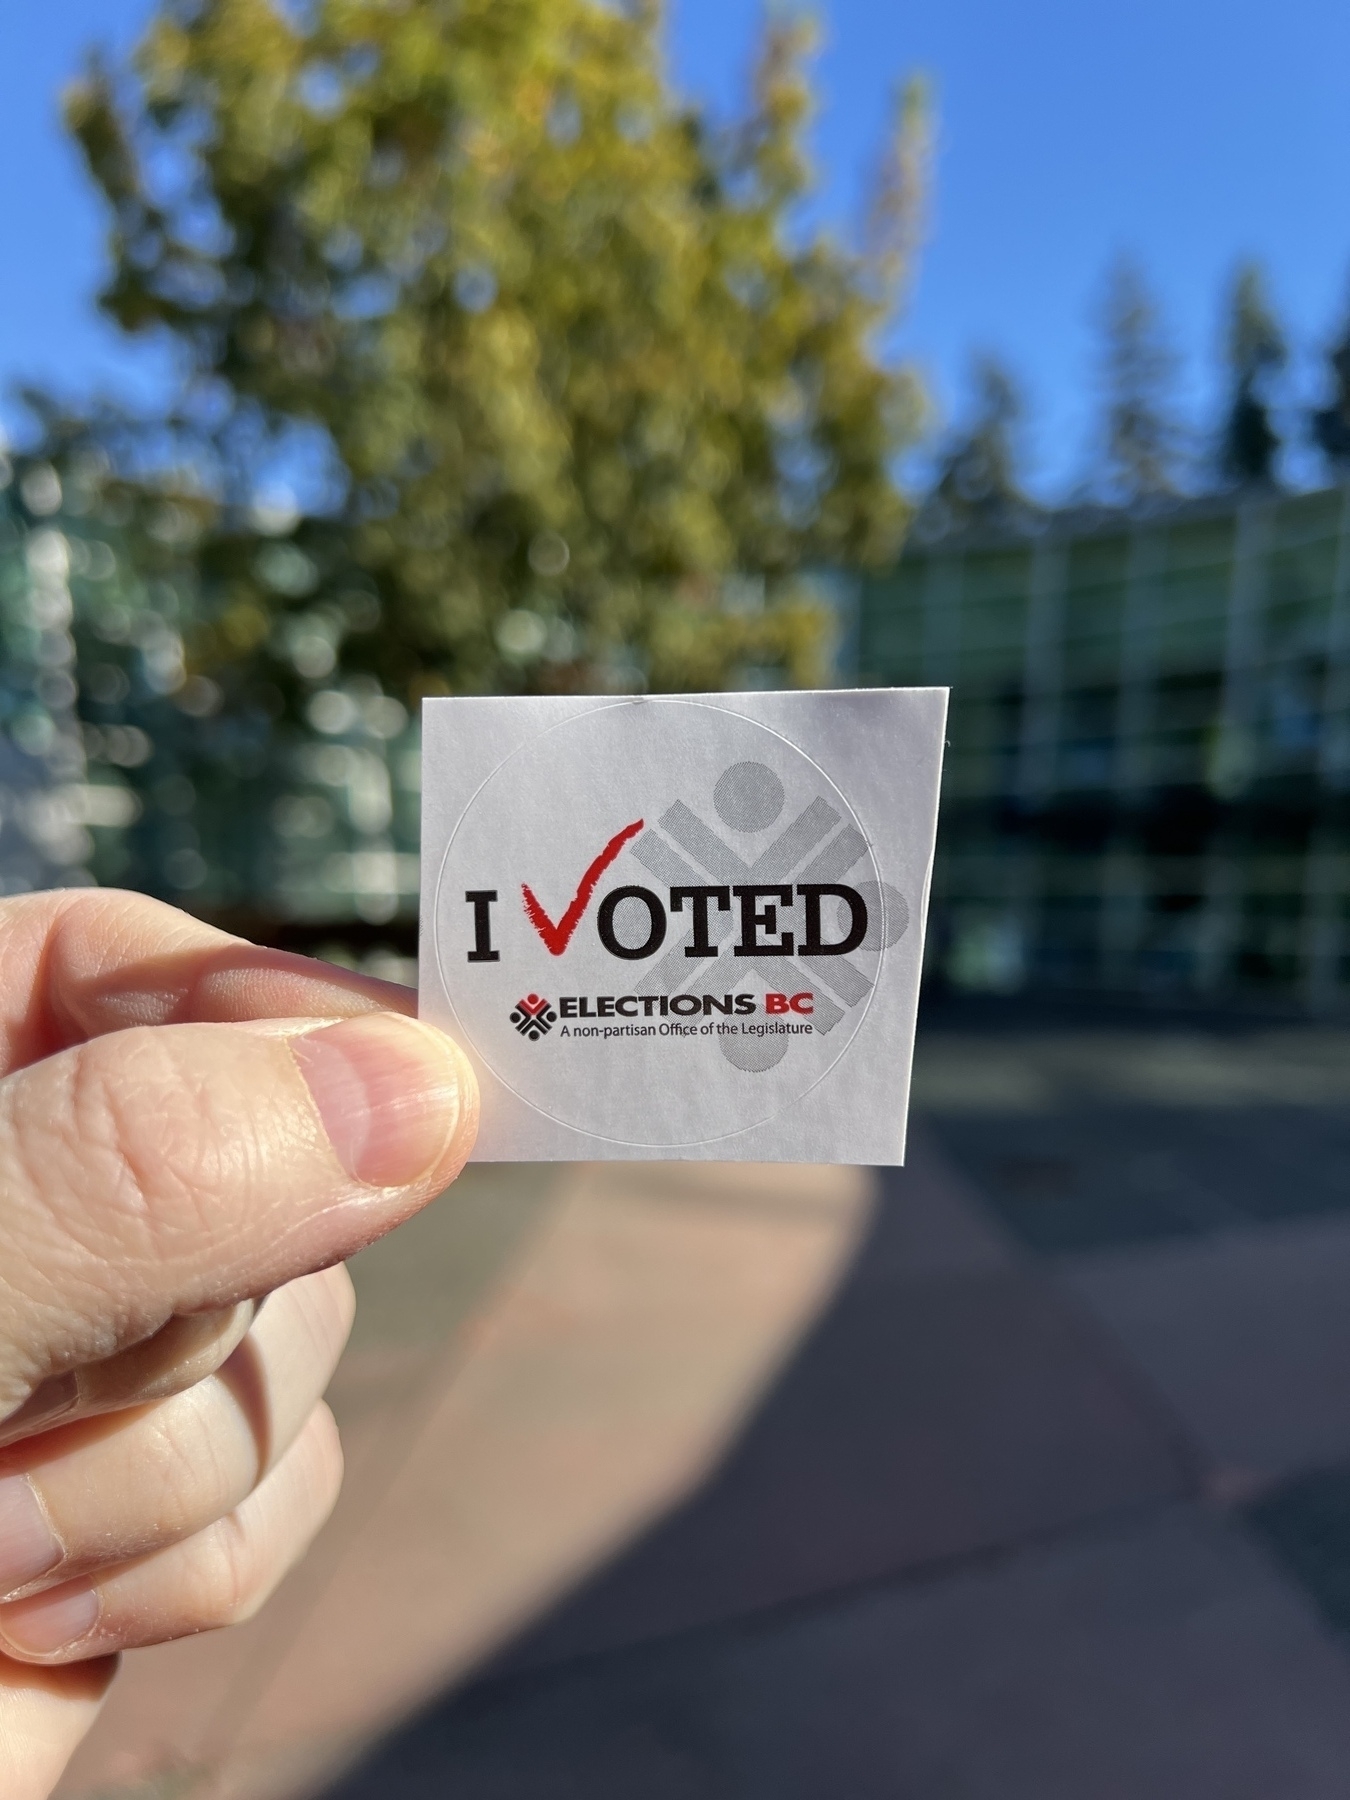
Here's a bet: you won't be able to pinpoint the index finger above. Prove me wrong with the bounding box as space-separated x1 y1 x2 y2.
0 889 414 1077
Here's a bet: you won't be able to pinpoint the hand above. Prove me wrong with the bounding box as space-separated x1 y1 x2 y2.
0 890 477 1799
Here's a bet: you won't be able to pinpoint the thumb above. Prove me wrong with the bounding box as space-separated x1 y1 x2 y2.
0 1012 477 1415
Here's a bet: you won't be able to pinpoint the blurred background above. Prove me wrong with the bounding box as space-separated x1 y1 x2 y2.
5 1 1350 1795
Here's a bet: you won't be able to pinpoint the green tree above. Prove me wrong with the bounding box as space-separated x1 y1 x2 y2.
1220 261 1286 487
927 354 1030 532
1092 256 1183 503
56 0 926 706
1312 301 1350 472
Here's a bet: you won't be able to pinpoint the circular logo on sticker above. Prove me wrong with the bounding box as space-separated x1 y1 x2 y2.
433 700 907 1149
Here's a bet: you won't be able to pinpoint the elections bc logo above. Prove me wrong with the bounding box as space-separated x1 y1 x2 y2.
510 994 557 1040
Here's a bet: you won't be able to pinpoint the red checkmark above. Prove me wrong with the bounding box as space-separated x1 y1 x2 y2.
522 818 645 956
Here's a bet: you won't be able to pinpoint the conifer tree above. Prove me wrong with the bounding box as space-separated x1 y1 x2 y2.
928 355 1029 531
1220 262 1286 487
1312 308 1350 472
1093 256 1183 503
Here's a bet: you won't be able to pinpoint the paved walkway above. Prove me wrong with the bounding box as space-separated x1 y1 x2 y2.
59 1012 1350 1799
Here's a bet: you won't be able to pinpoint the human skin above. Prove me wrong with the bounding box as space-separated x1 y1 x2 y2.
0 889 478 1798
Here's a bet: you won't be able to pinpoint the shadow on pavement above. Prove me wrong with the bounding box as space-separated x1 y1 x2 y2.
317 1134 1193 1799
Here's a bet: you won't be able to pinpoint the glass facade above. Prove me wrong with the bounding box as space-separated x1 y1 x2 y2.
0 481 94 894
0 458 420 943
857 484 1350 1003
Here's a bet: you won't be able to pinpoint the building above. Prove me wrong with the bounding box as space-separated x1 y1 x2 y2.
0 460 100 894
0 454 420 946
13 440 1349 1004
856 484 1350 1005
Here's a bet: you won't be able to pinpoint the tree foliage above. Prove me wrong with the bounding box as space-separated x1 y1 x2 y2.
1220 261 1286 487
1093 256 1183 503
57 0 925 705
1312 305 1350 472
925 354 1030 533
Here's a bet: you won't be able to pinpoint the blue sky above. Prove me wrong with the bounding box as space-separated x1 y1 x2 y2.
3 0 1349 495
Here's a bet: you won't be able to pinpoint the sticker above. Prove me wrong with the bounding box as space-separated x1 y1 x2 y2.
420 689 946 1164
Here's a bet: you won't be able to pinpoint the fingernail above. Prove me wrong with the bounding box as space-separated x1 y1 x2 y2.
0 1582 99 1657
291 1014 464 1187
0 1374 79 1447
0 1478 61 1598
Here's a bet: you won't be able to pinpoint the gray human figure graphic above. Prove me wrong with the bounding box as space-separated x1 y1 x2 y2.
623 760 907 1071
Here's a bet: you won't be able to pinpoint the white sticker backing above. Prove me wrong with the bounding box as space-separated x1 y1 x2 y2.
419 689 946 1164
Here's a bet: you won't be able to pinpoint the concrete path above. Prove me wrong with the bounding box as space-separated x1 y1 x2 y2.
57 1015 1350 1798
